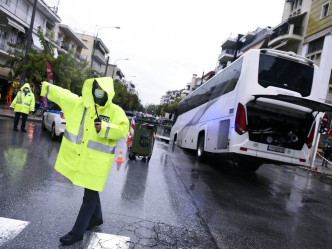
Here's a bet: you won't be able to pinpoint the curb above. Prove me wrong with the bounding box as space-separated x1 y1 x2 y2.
0 112 42 122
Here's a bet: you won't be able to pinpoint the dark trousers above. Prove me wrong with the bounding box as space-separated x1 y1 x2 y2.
322 158 329 167
71 188 102 235
13 112 28 130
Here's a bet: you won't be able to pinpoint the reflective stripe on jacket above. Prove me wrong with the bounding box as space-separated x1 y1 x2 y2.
10 83 35 114
40 77 129 191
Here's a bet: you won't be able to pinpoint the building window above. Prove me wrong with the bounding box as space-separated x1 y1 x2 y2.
321 2 330 19
308 37 324 54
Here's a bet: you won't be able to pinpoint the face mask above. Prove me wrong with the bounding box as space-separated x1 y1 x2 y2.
24 88 29 94
94 89 105 99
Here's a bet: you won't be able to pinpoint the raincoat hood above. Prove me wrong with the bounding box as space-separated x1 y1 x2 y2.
20 83 32 93
82 77 114 107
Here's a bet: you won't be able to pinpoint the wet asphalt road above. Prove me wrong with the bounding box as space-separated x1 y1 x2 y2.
0 116 332 249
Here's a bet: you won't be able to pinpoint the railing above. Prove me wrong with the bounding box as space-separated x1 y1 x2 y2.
45 28 51 38
270 24 303 42
95 49 107 63
0 38 10 51
75 51 87 61
218 49 235 60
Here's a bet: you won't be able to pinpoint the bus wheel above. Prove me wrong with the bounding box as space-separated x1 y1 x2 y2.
196 135 205 161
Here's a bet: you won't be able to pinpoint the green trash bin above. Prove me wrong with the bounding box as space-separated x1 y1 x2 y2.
129 117 157 161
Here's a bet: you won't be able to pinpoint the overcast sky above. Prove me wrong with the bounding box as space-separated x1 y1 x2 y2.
52 0 285 106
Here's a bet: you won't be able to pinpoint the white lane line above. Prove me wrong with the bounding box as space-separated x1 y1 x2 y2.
0 217 30 246
87 232 130 249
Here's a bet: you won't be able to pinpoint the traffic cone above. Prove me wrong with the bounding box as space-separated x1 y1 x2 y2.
115 151 124 163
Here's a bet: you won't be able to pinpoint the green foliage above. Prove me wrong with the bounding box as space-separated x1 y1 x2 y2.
112 80 143 111
151 97 182 116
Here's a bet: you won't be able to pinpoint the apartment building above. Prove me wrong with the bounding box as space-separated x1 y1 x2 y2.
0 0 61 97
55 24 88 62
268 0 311 54
302 0 332 104
76 33 109 75
215 27 273 73
160 90 181 105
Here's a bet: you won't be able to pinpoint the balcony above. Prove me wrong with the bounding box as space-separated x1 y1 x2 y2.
93 49 108 64
268 13 306 49
75 51 86 61
218 49 235 63
0 38 10 52
61 41 69 51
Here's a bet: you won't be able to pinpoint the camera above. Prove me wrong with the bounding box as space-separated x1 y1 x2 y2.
94 118 101 122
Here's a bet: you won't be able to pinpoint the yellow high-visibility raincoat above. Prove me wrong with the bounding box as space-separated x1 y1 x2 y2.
10 83 35 114
40 77 129 191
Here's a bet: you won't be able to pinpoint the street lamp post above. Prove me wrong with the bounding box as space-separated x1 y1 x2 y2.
111 58 129 79
90 26 120 68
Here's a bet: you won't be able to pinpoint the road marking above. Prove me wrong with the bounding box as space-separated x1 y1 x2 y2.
87 232 130 249
0 217 29 246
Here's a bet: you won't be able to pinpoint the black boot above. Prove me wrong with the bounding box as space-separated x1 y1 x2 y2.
59 232 83 245
87 219 103 230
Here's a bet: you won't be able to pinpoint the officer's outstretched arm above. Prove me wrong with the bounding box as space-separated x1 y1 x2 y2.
97 106 129 140
40 82 79 115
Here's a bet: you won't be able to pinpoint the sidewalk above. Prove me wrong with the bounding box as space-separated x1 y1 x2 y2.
0 103 42 122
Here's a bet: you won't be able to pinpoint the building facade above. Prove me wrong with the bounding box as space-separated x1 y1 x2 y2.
55 24 88 62
0 0 61 100
302 0 332 104
216 27 273 73
76 33 109 75
268 0 311 54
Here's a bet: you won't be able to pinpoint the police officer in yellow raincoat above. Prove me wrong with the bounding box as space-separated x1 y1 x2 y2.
10 83 35 132
40 77 129 245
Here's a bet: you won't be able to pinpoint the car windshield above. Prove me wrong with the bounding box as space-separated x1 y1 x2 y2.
48 102 61 111
258 53 314 97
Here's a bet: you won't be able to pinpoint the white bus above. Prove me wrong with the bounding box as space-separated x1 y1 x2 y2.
170 49 332 171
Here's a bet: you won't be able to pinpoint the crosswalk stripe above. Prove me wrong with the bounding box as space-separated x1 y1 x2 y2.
0 217 30 246
87 232 130 249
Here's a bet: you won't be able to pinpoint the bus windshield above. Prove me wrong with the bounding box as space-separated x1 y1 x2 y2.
258 53 314 97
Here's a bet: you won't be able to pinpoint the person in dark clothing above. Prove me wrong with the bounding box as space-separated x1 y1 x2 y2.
322 144 332 167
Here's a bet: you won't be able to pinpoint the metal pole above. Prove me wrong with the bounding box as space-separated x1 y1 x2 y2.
90 38 96 67
20 0 38 86
310 117 322 169
112 64 116 79
104 56 109 76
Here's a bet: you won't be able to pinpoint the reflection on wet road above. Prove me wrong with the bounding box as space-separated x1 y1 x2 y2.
0 117 332 248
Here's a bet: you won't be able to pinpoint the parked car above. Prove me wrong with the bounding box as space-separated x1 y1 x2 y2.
42 103 66 140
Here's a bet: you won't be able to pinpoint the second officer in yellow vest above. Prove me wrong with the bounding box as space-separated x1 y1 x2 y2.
10 83 35 132
40 77 129 246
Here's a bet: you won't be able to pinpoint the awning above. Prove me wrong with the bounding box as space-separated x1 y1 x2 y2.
7 17 25 34
32 33 43 50
253 94 332 113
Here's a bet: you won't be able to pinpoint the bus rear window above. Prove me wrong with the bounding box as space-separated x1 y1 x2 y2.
258 54 314 97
